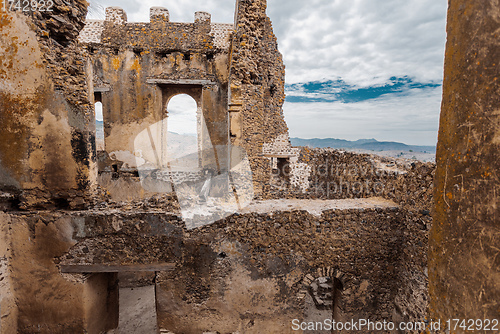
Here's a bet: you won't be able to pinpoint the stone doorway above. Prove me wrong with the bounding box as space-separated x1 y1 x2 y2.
61 263 174 334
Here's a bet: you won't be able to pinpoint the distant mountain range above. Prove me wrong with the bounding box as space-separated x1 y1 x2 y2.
290 138 436 153
97 121 434 154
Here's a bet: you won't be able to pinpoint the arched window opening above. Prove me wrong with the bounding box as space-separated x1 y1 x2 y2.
165 94 199 162
167 94 198 136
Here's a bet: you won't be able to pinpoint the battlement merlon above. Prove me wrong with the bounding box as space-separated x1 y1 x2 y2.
195 11 211 24
103 7 211 25
105 6 127 24
150 7 170 23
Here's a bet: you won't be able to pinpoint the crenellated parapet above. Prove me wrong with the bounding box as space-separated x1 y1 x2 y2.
78 7 232 51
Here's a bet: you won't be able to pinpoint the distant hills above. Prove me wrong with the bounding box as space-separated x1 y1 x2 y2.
290 138 436 153
97 120 435 155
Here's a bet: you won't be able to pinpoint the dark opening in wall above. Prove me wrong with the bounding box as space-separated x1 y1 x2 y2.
332 277 344 320
113 48 119 55
270 84 277 97
51 33 71 47
54 197 70 210
183 52 191 61
84 273 119 333
112 164 119 179
308 276 344 312
94 92 102 103
133 48 142 57
157 51 170 58
277 158 290 181
206 53 214 60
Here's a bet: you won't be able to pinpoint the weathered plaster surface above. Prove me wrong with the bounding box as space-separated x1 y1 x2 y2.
0 3 96 209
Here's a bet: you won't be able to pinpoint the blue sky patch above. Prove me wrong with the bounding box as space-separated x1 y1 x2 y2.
285 76 441 103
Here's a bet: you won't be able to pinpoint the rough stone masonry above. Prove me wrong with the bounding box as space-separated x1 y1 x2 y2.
0 0 498 333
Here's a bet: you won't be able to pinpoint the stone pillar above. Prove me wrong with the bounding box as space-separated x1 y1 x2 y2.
229 0 288 196
431 0 500 322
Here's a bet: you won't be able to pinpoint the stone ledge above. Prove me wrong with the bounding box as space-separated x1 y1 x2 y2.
240 197 398 217
60 263 175 273
146 78 217 86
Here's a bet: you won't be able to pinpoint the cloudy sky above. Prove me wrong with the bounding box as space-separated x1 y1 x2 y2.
89 0 448 146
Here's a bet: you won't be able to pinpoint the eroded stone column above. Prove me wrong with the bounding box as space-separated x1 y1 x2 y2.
431 0 500 322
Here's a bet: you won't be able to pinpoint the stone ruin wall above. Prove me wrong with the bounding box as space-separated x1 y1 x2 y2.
82 7 233 180
265 147 436 324
0 2 98 332
2 0 498 332
76 1 291 200
0 1 435 332
265 147 435 209
0 0 96 211
229 0 290 195
0 199 431 333
0 156 435 333
0 2 433 332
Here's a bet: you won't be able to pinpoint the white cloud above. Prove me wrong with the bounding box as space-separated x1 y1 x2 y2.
268 0 447 86
284 86 443 146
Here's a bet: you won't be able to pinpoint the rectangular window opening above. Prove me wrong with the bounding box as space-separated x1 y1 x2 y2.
94 92 104 152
